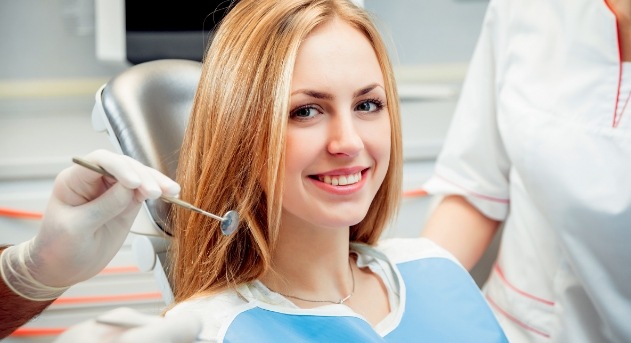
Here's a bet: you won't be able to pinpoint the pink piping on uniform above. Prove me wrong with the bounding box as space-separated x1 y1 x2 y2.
434 173 509 203
486 295 551 338
605 0 625 127
613 64 625 128
494 263 555 306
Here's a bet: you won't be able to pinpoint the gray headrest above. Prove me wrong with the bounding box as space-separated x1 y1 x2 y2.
99 59 202 234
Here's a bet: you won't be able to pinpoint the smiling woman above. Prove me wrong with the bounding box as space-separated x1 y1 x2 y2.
165 0 509 341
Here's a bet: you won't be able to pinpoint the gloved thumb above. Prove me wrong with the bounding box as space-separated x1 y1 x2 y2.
67 182 142 234
96 308 203 343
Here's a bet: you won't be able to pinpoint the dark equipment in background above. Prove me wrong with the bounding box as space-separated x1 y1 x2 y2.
125 1 233 64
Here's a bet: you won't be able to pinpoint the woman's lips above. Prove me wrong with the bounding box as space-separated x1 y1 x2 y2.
309 168 369 195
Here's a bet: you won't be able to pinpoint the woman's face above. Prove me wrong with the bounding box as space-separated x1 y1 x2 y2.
282 18 391 231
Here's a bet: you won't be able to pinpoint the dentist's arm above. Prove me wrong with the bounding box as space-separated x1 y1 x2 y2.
422 195 501 270
0 149 180 338
0 247 55 338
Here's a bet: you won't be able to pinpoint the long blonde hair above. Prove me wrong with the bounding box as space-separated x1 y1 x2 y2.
170 0 402 302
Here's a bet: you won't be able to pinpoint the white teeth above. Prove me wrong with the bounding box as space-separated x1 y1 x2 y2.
318 172 362 186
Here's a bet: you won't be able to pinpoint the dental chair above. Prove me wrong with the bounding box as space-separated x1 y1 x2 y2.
91 59 202 305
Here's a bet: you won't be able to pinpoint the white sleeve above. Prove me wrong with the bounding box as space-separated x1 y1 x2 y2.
423 0 510 221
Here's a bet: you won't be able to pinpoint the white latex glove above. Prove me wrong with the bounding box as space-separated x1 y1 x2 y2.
54 307 202 343
0 149 180 300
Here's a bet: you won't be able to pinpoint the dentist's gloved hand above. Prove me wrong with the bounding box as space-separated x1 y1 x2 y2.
0 149 180 300
54 307 202 343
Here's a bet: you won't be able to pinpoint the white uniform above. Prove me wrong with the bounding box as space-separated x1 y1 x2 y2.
423 0 631 342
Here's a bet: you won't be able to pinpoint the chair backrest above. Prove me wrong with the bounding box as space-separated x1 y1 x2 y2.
92 59 202 236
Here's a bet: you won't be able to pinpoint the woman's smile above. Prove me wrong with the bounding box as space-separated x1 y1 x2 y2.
308 167 369 195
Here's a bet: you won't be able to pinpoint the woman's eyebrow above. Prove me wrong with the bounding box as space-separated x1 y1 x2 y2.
290 83 384 99
290 89 334 100
353 83 383 98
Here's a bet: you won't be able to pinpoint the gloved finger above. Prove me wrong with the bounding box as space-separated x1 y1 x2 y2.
147 167 181 197
39 181 135 237
124 158 180 201
69 182 141 232
125 161 166 201
82 184 141 226
96 307 202 343
51 150 141 208
95 307 163 327
93 150 180 201
117 315 202 343
80 150 142 188
52 164 113 207
53 318 126 343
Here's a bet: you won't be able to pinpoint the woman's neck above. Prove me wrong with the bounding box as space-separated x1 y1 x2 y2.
260 216 353 306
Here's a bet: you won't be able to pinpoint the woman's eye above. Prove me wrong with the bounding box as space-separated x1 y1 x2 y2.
355 99 384 112
290 106 319 119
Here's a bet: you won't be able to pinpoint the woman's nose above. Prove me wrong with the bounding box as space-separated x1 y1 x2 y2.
327 114 364 157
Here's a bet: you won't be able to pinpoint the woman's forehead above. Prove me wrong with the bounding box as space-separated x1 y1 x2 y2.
291 19 384 93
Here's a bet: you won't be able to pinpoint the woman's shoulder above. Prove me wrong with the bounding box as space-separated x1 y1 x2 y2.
165 289 252 340
374 237 463 267
168 289 246 310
